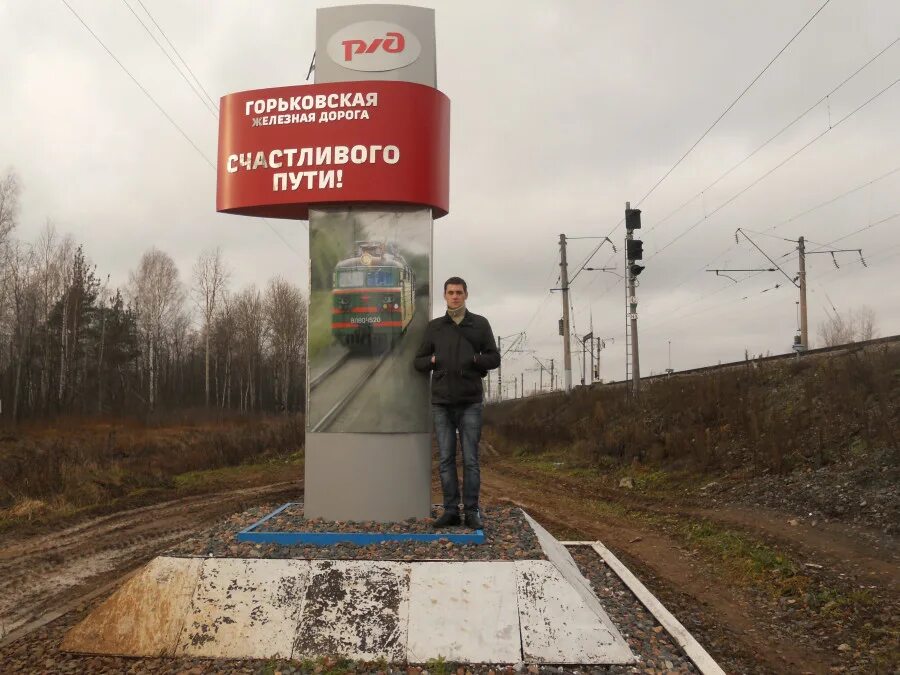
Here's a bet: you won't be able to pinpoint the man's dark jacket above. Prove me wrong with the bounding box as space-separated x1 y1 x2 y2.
413 310 501 405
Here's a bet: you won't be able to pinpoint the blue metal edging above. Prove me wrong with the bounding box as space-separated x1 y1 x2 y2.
235 502 486 546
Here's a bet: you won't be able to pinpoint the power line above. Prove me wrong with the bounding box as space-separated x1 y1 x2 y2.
60 0 216 170
119 0 217 117
574 2 837 270
648 163 900 299
133 0 219 111
649 76 900 260
634 0 832 209
643 209 898 331
60 0 308 250
646 35 900 235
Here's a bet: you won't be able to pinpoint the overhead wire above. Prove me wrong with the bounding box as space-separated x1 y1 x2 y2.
133 0 219 111
643 208 899 331
634 0 833 209
648 75 900 261
645 35 900 235
119 0 217 117
647 163 900 300
60 0 216 170
60 0 308 252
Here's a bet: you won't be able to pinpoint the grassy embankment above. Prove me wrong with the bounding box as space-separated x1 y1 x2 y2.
485 342 897 483
0 413 304 533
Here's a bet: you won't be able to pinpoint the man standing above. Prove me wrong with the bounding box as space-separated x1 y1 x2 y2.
414 277 500 529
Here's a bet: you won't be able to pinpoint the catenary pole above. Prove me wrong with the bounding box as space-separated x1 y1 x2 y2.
798 235 808 349
559 234 573 392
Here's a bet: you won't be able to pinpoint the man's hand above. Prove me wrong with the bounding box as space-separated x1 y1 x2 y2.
430 355 436 364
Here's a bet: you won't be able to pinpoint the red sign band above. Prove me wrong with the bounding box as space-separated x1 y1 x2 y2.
216 81 450 219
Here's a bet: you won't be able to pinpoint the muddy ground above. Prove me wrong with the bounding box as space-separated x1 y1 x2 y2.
1 456 897 674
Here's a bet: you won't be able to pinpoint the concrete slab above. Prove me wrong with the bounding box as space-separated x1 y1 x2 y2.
293 560 410 662
516 560 633 665
522 512 631 644
406 562 521 664
177 558 311 659
61 556 201 657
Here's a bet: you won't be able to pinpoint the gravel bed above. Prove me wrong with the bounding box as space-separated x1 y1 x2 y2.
164 503 546 562
1 543 705 674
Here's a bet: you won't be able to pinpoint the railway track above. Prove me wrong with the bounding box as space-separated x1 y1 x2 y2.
308 348 393 432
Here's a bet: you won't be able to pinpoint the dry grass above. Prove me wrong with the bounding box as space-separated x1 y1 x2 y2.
0 413 304 524
485 343 899 473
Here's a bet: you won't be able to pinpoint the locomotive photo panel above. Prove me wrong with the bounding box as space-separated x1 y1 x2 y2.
307 206 432 433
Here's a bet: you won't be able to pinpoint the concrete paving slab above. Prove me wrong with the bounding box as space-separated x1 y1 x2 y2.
177 558 311 659
516 560 634 665
522 512 632 650
406 562 521 664
293 560 410 662
61 556 201 657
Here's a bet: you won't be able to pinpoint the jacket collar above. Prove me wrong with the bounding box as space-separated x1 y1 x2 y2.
443 308 472 326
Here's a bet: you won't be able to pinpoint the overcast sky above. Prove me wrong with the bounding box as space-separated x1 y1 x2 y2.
2 0 899 390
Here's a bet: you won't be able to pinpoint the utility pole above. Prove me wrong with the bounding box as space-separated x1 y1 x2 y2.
497 331 525 402
625 204 644 397
712 229 864 352
520 373 524 399
594 337 613 383
550 359 555 391
558 234 573 392
497 335 503 400
798 236 808 350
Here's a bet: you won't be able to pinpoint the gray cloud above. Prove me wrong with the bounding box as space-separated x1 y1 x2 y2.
1 0 898 391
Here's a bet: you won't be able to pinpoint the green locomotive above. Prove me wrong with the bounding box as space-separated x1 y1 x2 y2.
331 241 416 350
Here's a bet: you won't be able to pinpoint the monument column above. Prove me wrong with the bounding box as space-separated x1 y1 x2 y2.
304 5 442 521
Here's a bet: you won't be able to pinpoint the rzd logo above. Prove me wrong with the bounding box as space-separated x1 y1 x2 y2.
342 31 405 62
326 21 422 72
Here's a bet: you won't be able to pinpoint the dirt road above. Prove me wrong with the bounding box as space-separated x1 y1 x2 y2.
0 481 298 646
478 459 899 674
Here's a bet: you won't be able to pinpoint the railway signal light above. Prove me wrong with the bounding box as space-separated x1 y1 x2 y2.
625 208 642 231
626 239 644 261
630 263 645 277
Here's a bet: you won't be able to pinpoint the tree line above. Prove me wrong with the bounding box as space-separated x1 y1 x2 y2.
0 169 307 421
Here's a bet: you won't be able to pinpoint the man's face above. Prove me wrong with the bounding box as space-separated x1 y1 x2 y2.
444 284 467 309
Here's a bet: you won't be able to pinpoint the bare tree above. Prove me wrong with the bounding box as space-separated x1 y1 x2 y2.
265 277 305 412
192 248 229 408
233 286 265 412
128 248 184 410
817 305 879 347
7 242 38 420
34 223 74 412
0 170 20 250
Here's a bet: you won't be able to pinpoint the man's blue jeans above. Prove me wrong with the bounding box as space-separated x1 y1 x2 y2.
432 402 482 513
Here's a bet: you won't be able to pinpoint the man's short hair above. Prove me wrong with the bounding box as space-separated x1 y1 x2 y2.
444 276 467 293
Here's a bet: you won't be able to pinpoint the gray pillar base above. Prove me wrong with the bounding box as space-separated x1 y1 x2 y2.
304 432 432 522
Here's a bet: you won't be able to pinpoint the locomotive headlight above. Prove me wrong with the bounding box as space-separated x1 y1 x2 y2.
382 303 388 309
393 303 399 309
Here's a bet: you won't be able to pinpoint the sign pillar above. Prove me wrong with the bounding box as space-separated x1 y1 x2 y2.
216 5 448 522
305 5 440 521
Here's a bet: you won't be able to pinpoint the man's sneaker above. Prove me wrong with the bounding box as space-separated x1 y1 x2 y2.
433 510 461 528
464 509 483 530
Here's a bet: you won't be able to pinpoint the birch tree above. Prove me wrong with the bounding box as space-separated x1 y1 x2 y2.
192 247 228 408
265 277 305 412
128 248 184 411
